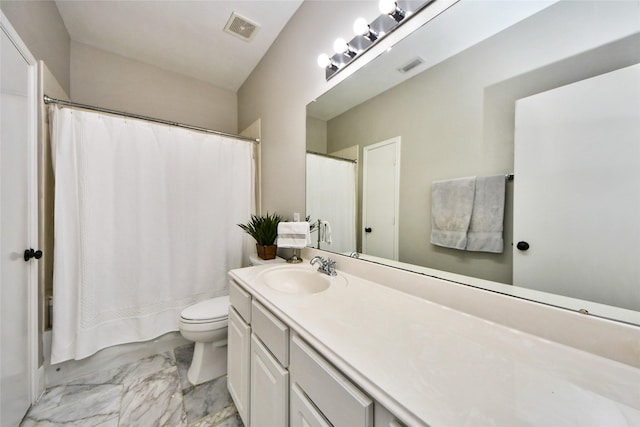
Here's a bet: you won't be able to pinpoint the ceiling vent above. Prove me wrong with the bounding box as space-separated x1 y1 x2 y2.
224 12 259 42
398 57 424 73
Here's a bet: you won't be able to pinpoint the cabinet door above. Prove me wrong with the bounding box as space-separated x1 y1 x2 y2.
250 334 289 427
290 335 373 427
228 307 251 426
291 384 331 427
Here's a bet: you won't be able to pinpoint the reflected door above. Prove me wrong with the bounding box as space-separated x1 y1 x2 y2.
513 64 640 311
362 137 400 260
1 21 36 425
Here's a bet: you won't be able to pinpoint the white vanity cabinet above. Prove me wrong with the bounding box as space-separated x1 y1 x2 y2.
290 383 332 427
228 280 252 425
250 299 290 426
228 277 407 427
228 279 290 427
289 335 373 427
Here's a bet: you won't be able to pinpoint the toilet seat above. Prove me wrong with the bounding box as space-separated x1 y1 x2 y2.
180 296 229 324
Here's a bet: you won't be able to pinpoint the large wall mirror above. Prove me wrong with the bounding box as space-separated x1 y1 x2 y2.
306 0 640 326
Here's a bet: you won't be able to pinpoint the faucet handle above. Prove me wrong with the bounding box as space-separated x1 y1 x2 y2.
326 258 337 276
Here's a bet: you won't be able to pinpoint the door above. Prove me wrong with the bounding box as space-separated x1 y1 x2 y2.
290 383 331 427
1 13 39 425
227 307 251 426
250 334 289 427
362 137 400 260
513 64 640 311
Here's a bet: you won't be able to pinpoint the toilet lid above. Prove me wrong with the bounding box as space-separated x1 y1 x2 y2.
181 296 229 322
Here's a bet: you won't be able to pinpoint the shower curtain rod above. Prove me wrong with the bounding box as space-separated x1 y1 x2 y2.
307 150 357 163
43 95 260 144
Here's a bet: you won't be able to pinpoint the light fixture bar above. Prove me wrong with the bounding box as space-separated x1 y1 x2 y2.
317 0 436 80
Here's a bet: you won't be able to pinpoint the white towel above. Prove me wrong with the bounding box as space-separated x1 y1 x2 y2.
320 220 332 244
277 222 311 248
430 176 476 250
467 175 505 253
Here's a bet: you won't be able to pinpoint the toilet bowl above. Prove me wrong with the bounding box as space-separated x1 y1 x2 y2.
178 295 229 386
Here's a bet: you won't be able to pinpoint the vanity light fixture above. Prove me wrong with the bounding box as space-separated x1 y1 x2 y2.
333 38 358 58
353 17 378 41
317 53 338 70
316 0 434 80
379 0 406 22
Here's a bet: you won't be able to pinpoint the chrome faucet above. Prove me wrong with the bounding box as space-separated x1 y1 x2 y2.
310 256 337 276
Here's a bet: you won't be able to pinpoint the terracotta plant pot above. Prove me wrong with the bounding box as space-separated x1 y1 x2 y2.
256 244 277 260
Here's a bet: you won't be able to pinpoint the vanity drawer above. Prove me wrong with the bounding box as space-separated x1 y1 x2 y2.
290 335 373 427
229 279 251 323
251 300 289 367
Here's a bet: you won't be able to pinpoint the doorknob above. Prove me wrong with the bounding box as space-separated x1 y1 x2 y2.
516 241 530 251
24 248 43 262
364 227 372 233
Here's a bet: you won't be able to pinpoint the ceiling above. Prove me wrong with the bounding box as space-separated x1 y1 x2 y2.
308 0 558 121
55 0 304 92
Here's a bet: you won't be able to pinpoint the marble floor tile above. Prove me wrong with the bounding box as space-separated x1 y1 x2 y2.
174 343 195 392
216 414 244 427
183 374 233 423
21 383 122 426
21 344 237 427
119 365 186 426
68 351 176 386
188 406 243 427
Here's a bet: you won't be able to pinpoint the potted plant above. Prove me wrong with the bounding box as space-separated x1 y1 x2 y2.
238 212 284 260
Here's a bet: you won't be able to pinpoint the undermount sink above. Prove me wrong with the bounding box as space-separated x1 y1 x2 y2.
259 267 346 295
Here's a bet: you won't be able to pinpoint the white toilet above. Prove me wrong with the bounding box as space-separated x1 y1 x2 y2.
178 295 229 386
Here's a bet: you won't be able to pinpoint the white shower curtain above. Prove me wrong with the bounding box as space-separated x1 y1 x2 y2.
50 106 254 364
306 153 356 253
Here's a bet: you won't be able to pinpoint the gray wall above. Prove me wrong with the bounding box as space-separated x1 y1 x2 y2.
238 1 381 217
305 116 327 154
71 41 238 132
325 1 640 283
1 0 71 95
1 1 237 131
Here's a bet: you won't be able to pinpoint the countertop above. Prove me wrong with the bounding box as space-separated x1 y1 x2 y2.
229 263 640 426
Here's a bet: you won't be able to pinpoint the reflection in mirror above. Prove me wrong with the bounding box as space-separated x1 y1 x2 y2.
306 1 640 325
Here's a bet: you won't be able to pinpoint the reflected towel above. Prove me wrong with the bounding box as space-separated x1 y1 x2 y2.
467 175 505 253
277 222 311 248
430 177 476 250
320 220 332 244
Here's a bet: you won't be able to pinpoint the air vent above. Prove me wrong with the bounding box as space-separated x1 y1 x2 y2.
398 57 424 73
224 12 259 42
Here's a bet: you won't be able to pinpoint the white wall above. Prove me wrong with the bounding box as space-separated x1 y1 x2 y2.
71 41 238 132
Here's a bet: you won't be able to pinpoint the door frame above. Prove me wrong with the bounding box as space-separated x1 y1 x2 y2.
1 11 40 403
361 137 401 260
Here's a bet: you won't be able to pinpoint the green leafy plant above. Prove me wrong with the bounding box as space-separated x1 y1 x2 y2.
238 212 284 246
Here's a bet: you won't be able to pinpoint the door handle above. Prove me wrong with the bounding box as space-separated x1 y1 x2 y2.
24 248 43 262
516 241 530 251
364 227 372 233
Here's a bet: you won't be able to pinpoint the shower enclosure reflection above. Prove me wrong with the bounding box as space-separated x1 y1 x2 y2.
305 151 357 254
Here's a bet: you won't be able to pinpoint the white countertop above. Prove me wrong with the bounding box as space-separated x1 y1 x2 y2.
229 263 640 426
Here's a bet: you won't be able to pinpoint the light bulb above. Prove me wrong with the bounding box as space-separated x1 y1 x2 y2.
333 38 349 55
317 53 331 68
353 17 370 36
378 0 397 15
